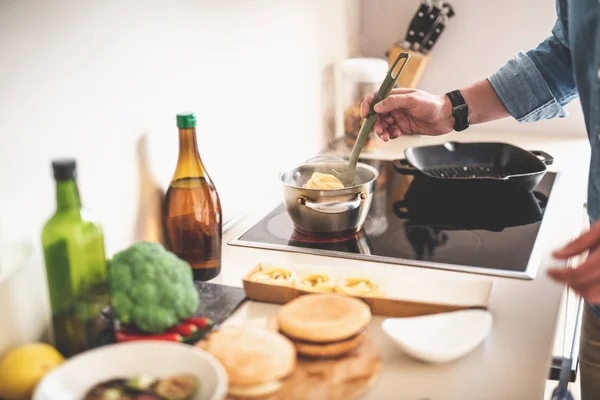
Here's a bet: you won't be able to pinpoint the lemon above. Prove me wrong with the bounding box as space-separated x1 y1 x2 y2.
0 343 64 400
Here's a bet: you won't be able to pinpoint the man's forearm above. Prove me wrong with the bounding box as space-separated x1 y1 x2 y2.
443 79 511 126
462 79 511 124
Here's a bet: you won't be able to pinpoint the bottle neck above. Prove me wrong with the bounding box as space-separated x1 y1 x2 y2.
56 179 82 212
172 128 206 182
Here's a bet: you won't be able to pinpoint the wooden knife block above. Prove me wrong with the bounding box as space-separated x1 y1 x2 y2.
387 43 431 89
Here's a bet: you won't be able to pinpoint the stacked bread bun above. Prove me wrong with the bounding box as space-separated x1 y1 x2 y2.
197 293 373 398
277 293 372 358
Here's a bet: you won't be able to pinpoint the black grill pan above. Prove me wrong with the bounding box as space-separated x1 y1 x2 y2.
392 141 553 192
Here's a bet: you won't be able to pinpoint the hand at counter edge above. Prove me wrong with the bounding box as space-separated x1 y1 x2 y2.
548 220 600 304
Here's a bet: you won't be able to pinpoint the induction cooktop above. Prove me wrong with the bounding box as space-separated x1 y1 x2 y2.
228 159 557 280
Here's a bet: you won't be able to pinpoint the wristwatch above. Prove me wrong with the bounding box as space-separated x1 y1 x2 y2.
445 90 470 132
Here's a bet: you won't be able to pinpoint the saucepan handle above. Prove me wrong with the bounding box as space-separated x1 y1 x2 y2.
298 192 366 214
530 150 554 166
392 158 418 175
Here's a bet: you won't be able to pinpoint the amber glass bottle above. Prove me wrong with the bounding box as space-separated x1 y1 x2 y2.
163 112 222 281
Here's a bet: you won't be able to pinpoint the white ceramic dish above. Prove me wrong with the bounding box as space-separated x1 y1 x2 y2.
33 341 228 400
381 309 493 364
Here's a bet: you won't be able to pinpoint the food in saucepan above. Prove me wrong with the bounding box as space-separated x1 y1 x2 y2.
302 172 345 189
277 293 372 359
196 325 296 398
82 373 198 400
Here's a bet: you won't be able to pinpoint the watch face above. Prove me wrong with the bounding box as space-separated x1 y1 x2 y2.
453 104 469 131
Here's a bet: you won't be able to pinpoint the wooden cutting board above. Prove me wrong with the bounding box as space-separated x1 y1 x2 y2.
206 317 381 400
225 335 381 400
134 133 165 245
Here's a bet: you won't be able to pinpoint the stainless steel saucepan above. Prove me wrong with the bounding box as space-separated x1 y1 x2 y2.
279 156 379 236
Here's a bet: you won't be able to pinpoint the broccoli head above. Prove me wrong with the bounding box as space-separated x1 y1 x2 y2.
108 241 200 333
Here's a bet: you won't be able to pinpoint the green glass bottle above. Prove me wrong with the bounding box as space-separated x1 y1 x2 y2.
41 159 111 357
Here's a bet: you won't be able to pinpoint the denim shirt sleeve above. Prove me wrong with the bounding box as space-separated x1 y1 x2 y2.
487 18 578 122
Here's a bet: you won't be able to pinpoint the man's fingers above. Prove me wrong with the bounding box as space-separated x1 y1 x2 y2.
566 250 600 287
388 87 417 95
565 275 600 304
373 119 384 135
553 223 600 258
389 125 402 139
373 94 414 114
548 267 600 304
547 267 569 282
548 249 600 287
360 93 375 118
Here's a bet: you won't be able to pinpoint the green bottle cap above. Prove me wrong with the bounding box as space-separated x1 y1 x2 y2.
176 112 196 129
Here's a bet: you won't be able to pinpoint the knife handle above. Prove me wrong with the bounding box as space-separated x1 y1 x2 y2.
405 3 431 48
421 21 446 53
417 6 442 49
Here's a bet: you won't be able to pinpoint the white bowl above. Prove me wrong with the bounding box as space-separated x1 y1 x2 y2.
381 309 493 364
33 341 228 400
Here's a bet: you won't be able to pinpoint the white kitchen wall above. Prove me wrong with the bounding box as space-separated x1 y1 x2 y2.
361 0 587 137
0 0 361 257
0 0 361 353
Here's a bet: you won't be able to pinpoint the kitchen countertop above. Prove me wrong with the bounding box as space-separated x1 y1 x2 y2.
211 130 591 400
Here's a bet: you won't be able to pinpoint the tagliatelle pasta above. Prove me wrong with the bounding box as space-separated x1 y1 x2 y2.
303 172 345 190
294 273 336 293
335 277 382 297
246 265 384 298
248 267 296 286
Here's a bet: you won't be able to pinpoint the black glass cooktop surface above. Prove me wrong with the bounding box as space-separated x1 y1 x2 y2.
229 159 557 280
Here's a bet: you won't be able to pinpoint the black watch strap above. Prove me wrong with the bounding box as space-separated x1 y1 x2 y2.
445 90 470 132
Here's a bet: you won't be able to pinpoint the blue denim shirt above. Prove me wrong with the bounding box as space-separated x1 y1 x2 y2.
488 0 600 316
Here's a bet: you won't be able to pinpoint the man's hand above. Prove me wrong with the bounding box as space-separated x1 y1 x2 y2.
360 88 455 141
548 221 600 304
359 79 511 141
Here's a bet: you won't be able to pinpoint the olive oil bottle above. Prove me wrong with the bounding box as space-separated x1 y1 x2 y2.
41 159 111 357
163 112 222 281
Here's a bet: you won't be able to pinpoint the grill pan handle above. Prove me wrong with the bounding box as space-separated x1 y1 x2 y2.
393 200 410 218
392 158 418 175
530 150 554 166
